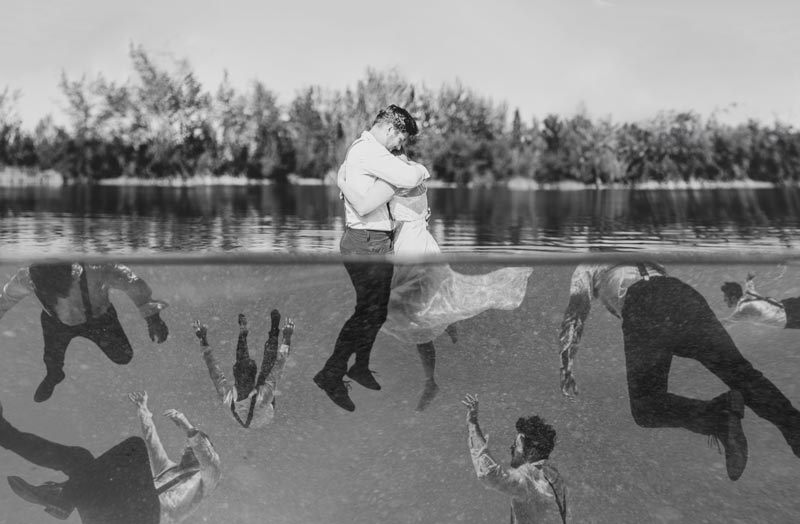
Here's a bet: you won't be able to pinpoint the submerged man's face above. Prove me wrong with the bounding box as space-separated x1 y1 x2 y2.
509 434 526 468
723 293 737 308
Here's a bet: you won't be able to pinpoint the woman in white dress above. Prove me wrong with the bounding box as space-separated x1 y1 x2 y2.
338 162 533 410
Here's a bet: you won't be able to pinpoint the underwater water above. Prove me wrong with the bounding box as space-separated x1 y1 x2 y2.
0 259 798 523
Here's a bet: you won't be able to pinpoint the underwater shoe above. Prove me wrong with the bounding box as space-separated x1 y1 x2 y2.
346 365 381 390
709 390 748 481
7 476 74 520
313 370 355 412
33 376 59 403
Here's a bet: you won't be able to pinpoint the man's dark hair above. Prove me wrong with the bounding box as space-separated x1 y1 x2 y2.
721 282 743 301
516 415 557 460
29 263 74 300
373 104 418 136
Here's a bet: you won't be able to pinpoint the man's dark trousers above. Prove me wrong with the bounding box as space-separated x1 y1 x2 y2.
323 227 394 378
40 305 133 384
0 416 159 524
621 275 800 454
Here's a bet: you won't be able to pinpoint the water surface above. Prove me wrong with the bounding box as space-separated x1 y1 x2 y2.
3 185 800 255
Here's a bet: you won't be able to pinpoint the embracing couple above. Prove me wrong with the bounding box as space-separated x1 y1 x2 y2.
314 104 532 412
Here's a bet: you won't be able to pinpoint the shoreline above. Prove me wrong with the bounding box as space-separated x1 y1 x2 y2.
0 167 782 191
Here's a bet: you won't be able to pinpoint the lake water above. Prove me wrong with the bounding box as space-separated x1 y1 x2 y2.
0 261 799 524
2 185 800 523
3 184 800 255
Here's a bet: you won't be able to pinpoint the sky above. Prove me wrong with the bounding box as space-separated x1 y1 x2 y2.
1 0 799 130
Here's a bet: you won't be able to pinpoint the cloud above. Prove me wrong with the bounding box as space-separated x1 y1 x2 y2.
592 0 614 7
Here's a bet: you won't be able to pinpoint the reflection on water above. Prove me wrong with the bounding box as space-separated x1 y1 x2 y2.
1 258 799 523
3 185 800 254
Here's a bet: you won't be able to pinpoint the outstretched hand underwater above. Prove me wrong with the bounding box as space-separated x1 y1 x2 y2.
163 409 192 432
147 313 169 343
560 368 579 399
282 318 294 345
462 393 479 424
193 320 209 347
128 391 151 415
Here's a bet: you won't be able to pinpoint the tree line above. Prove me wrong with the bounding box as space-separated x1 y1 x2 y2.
1 45 799 186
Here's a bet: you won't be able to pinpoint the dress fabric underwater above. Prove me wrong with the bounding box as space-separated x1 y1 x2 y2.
381 185 533 344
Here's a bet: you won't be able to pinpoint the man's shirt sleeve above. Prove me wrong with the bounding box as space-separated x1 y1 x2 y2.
0 268 34 319
468 425 528 498
138 409 176 477
559 265 596 365
358 144 428 189
202 348 233 403
256 343 289 404
187 430 221 489
100 263 167 318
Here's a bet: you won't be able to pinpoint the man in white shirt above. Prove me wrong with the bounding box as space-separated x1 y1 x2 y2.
558 262 800 481
314 104 429 412
1 400 160 524
128 391 221 524
463 394 568 524
721 274 800 329
195 310 294 428
0 262 169 402
0 393 219 524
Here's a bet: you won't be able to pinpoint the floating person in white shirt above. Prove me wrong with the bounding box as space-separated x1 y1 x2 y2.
128 391 221 524
462 394 568 524
194 310 294 428
721 273 800 329
559 262 800 481
0 261 169 402
339 156 532 411
0 393 219 524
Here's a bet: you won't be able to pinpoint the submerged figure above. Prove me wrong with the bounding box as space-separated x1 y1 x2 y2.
314 104 429 412
128 391 221 524
340 160 532 411
0 262 169 402
721 274 800 329
0 393 218 524
195 310 294 428
462 394 568 524
559 262 800 481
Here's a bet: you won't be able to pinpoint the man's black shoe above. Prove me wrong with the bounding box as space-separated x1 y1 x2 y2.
34 377 58 403
346 365 381 391
313 370 355 412
710 390 748 481
7 476 73 520
785 431 800 459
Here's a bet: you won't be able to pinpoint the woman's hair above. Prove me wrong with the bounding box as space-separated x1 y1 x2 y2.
721 281 743 301
516 415 557 460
